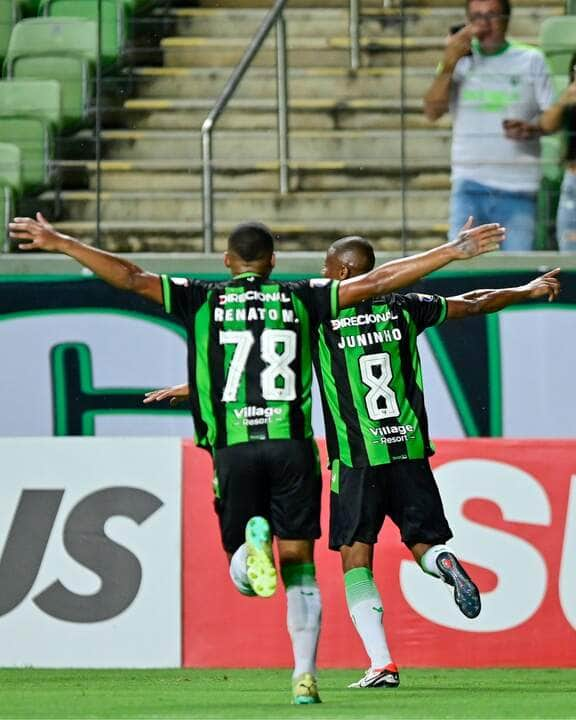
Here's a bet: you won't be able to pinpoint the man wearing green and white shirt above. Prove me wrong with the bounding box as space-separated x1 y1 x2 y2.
424 0 558 250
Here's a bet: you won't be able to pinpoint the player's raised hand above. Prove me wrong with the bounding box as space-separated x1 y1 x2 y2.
9 212 69 252
450 216 505 258
144 383 190 408
524 268 561 302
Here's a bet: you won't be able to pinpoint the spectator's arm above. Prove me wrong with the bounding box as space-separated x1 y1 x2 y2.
423 25 473 121
538 81 576 134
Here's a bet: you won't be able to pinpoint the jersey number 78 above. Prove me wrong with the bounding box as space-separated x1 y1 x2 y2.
219 329 297 402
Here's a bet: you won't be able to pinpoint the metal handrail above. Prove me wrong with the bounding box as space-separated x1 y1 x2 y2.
349 0 360 73
201 0 289 253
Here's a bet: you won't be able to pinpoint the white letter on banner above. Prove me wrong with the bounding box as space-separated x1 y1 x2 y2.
400 459 550 632
559 475 576 629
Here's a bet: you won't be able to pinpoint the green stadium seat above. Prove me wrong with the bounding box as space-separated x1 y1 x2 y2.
4 17 98 127
0 78 62 127
0 183 14 252
539 16 576 76
0 116 53 190
0 141 22 191
0 0 20 65
17 0 42 15
0 140 20 253
40 0 129 66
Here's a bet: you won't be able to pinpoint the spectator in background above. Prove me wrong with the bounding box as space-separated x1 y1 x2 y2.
538 54 576 252
423 0 557 251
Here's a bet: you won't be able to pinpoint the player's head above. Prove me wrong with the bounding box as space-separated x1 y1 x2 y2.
322 236 375 280
225 221 276 276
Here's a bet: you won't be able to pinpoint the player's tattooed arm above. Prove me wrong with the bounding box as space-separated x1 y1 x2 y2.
337 217 505 309
144 384 191 408
9 213 163 304
446 268 561 319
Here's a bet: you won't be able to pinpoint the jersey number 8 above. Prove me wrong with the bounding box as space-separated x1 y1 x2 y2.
359 352 400 421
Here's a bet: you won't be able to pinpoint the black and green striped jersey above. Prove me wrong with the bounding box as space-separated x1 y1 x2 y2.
161 272 338 451
315 292 448 468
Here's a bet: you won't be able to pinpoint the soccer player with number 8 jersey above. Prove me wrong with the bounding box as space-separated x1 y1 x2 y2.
317 235 560 690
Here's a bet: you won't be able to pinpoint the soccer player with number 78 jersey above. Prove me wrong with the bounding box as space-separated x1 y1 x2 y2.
8 211 505 704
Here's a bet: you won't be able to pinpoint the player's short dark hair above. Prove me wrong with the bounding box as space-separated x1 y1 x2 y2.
228 222 275 262
466 0 511 19
331 236 375 273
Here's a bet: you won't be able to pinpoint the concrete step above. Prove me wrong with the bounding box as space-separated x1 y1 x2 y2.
160 34 537 68
132 66 436 101
121 97 450 131
191 0 396 7
165 8 349 37
51 218 448 253
42 189 450 224
85 129 452 163
165 6 559 39
191 0 559 7
62 160 449 192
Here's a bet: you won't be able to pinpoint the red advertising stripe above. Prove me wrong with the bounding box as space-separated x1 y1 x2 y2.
182 439 576 667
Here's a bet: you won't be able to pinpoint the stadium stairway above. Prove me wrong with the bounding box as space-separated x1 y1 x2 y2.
46 0 563 252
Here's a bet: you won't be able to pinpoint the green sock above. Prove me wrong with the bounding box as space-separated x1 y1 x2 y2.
344 567 392 669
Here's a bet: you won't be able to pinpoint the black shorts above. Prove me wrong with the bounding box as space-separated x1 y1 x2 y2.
213 438 322 554
329 457 453 551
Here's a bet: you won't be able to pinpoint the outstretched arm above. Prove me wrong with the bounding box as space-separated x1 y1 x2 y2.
143 384 190 408
9 213 163 304
446 269 561 319
337 218 505 309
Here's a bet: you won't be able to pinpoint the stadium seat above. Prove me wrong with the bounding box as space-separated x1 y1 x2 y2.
0 78 62 128
539 16 576 76
0 0 20 65
0 141 21 253
39 0 130 66
0 116 53 190
4 17 98 128
0 183 13 251
0 140 22 191
18 0 42 15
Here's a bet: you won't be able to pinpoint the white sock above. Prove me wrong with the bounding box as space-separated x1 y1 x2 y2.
281 563 322 678
420 544 452 579
229 543 256 596
344 567 392 670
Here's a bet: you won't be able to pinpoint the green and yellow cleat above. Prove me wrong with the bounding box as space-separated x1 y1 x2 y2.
245 516 277 598
292 672 321 705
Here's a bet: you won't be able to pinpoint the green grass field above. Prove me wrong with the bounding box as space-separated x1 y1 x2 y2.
1 669 575 719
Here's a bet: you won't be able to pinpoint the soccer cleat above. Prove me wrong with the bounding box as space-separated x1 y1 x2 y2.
436 551 481 619
245 516 277 598
348 663 400 689
292 672 321 704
